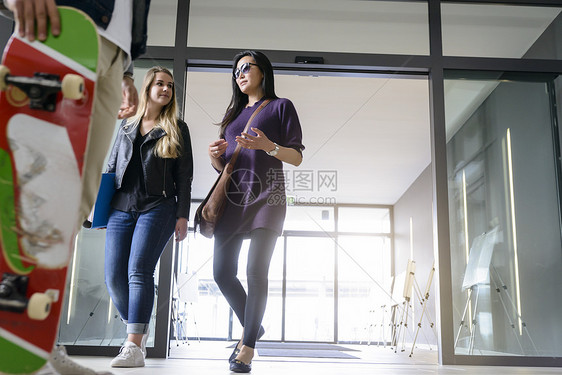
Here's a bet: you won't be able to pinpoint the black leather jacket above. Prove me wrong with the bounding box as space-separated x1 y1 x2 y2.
106 119 193 218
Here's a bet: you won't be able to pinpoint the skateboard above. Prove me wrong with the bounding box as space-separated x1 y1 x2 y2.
0 7 99 374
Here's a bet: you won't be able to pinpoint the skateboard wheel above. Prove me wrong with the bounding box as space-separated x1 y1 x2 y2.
0 65 9 91
61 74 84 100
27 293 52 320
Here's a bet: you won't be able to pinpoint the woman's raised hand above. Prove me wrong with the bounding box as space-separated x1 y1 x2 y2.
235 127 275 152
209 139 228 158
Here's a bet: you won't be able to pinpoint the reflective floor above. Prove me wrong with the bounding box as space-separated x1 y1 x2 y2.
67 341 562 375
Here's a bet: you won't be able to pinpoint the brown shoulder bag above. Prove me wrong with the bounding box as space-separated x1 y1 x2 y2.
194 99 271 238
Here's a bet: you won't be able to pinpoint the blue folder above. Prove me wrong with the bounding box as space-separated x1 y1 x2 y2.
90 172 116 229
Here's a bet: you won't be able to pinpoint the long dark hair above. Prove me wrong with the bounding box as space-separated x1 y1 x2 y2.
219 50 278 136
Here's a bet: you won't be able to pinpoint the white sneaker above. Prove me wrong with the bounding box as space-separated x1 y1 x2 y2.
36 362 60 375
140 327 150 358
110 341 145 368
49 345 113 375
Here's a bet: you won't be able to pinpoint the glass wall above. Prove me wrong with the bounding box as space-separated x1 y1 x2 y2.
445 73 562 357
146 0 177 47
187 0 429 55
58 229 128 347
441 3 562 59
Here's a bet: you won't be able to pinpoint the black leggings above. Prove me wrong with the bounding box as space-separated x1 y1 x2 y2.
213 228 277 348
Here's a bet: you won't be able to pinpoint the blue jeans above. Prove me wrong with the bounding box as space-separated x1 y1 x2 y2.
104 199 176 335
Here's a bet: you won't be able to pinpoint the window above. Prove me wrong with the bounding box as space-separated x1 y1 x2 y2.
445 72 562 357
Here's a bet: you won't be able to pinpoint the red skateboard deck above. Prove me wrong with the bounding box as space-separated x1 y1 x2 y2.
0 7 99 374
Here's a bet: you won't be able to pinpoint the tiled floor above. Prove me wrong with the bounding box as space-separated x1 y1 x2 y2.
69 341 561 375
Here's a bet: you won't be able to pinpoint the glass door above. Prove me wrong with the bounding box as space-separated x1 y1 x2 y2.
182 63 418 345
337 235 391 343
445 72 562 357
284 236 335 342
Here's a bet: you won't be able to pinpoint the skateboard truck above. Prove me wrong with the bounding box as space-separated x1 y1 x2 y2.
0 273 28 313
0 273 54 320
0 65 85 111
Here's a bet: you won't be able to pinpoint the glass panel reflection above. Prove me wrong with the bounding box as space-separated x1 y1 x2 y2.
445 73 562 356
187 0 429 55
57 229 157 347
146 0 177 47
442 4 562 59
174 230 228 340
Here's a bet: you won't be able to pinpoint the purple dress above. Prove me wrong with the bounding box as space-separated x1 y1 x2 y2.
215 98 304 236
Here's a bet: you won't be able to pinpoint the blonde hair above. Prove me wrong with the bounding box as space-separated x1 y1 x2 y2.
127 66 182 158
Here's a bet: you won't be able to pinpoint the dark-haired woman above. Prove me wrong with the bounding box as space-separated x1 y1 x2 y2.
208 50 304 373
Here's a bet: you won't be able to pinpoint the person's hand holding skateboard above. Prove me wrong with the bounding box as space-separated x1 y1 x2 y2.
4 0 60 42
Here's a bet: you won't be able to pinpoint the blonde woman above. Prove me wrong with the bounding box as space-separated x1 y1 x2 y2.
104 67 193 367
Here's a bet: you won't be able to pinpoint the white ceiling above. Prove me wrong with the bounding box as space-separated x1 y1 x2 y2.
144 1 560 205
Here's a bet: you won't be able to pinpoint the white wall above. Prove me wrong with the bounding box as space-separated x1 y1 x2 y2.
393 165 437 348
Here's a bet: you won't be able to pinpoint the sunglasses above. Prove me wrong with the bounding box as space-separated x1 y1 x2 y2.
233 62 259 79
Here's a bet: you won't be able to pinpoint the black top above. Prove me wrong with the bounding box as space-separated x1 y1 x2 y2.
112 128 170 212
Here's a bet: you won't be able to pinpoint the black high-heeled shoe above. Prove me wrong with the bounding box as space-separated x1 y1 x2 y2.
230 359 251 373
228 326 265 362
228 342 242 363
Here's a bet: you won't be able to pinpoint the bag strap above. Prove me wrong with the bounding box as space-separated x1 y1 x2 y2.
226 99 272 173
